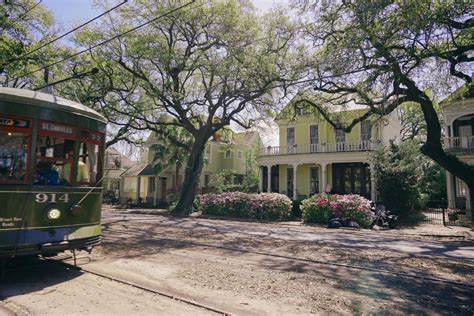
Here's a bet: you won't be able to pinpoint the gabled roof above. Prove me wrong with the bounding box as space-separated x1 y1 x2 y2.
234 131 259 146
440 84 474 106
105 147 135 170
276 92 371 121
137 164 155 176
121 162 147 177
105 168 127 179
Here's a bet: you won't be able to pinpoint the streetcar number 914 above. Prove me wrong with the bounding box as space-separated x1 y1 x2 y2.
35 193 70 203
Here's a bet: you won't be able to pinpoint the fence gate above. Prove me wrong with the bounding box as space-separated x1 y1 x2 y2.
420 207 472 228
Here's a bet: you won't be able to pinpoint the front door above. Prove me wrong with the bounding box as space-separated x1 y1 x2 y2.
287 167 294 197
332 163 371 198
309 167 319 195
459 125 472 148
160 177 167 200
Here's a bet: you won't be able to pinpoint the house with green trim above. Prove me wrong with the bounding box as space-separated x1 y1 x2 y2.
441 84 473 212
258 96 402 201
120 129 263 206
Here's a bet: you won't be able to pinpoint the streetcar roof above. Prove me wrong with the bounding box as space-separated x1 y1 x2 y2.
0 87 107 123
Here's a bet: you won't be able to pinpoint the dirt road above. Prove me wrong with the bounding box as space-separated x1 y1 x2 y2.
1 208 473 315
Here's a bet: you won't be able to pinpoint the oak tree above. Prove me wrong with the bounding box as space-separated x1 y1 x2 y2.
295 0 474 218
74 0 298 214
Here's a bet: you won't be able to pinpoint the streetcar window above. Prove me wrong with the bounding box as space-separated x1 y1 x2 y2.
78 142 101 185
35 137 75 186
0 131 29 183
36 136 75 159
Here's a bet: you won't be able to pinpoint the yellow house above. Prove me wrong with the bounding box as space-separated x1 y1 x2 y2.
442 85 473 212
120 130 263 206
258 98 401 201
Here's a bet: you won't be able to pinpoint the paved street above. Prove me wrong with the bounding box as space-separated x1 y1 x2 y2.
1 208 473 315
104 211 474 261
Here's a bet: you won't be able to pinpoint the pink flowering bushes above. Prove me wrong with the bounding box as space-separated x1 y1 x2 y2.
301 194 375 227
195 192 292 220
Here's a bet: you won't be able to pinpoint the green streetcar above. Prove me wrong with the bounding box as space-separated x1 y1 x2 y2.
0 87 106 259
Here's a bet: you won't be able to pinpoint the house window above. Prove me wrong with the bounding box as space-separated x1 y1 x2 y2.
456 178 467 197
335 128 345 151
148 177 156 192
237 150 243 159
287 127 295 145
204 174 210 188
335 128 345 143
310 167 319 195
361 120 371 141
310 125 318 152
287 168 294 197
225 149 231 158
287 127 295 154
205 144 211 163
295 108 304 116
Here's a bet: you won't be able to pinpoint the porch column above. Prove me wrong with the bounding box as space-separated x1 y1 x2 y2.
369 164 376 201
258 166 263 192
153 175 159 207
136 176 141 204
466 186 471 212
446 171 456 208
266 165 272 192
321 163 327 194
200 174 205 194
292 164 299 200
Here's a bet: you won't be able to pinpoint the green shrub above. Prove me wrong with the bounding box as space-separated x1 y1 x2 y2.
373 140 448 216
195 192 292 221
300 194 374 228
301 195 334 223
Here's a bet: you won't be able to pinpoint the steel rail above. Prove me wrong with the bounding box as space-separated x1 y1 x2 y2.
44 258 232 316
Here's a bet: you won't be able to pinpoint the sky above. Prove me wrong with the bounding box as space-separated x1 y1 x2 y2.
42 0 287 28
40 0 285 146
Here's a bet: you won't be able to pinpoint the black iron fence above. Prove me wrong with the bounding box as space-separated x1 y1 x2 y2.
398 200 472 228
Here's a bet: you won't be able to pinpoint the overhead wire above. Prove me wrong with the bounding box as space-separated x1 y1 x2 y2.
3 0 198 86
2 0 129 68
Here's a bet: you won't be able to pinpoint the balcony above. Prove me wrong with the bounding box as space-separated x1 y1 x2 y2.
259 141 380 156
444 136 474 150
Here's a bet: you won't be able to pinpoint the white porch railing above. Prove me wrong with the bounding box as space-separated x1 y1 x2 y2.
259 141 380 156
444 136 474 149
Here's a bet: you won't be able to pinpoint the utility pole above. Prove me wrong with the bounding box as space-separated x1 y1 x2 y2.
42 68 53 94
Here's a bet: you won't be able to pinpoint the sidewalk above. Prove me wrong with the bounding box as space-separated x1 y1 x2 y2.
103 206 472 241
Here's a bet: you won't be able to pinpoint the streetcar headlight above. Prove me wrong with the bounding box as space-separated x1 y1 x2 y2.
47 208 61 220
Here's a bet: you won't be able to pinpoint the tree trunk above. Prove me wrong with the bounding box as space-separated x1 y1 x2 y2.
174 135 207 215
469 187 474 227
174 159 180 195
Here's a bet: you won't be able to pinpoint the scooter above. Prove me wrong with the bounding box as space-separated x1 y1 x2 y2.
370 202 398 229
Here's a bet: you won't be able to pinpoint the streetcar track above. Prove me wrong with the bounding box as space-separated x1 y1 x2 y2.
45 258 232 316
1 257 231 315
100 227 474 289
